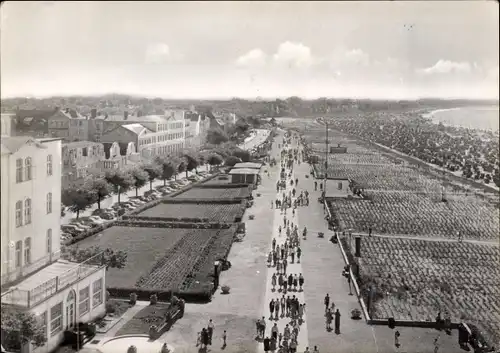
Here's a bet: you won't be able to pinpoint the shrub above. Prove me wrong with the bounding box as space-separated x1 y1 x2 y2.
130 293 137 305
105 301 117 314
150 294 158 305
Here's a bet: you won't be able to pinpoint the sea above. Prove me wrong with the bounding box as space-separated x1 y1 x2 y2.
424 106 500 132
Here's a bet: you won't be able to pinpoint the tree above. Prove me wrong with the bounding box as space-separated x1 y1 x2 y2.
61 245 127 270
85 177 113 209
142 163 162 191
231 148 251 162
206 127 229 145
225 156 242 167
177 160 186 179
105 170 134 203
130 168 149 197
183 153 199 178
61 187 94 219
1 305 46 350
155 157 176 185
207 153 223 171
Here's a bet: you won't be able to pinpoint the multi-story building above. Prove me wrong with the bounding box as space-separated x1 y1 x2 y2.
48 108 88 142
61 141 106 188
1 113 16 137
14 108 59 138
1 136 106 353
100 116 185 160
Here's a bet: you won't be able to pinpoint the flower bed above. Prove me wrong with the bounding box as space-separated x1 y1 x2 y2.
174 186 252 199
133 203 243 222
348 236 500 347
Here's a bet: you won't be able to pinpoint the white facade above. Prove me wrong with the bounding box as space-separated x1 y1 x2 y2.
1 137 63 283
0 136 106 353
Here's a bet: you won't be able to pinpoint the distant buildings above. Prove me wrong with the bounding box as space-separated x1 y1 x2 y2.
1 136 106 353
61 141 106 188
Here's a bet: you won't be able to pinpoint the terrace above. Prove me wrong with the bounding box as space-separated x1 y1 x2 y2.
1 251 104 308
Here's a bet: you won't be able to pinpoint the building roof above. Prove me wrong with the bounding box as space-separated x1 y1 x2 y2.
122 123 152 135
229 168 260 175
233 162 262 169
1 136 47 154
63 141 103 149
16 108 57 120
140 115 168 123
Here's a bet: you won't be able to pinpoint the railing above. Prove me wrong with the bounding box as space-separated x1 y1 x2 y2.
1 251 105 308
1 251 61 287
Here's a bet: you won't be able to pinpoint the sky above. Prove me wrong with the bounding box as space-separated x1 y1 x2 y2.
1 1 499 100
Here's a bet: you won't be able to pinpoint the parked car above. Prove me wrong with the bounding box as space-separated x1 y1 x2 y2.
69 222 92 230
61 224 85 235
88 216 105 224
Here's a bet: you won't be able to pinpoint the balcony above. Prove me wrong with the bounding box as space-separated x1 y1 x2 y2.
1 251 105 309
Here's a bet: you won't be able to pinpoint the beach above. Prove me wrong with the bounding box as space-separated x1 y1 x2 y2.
423 106 500 131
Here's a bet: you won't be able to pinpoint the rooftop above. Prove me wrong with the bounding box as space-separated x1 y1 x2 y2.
1 136 49 154
122 123 152 135
63 141 103 149
233 162 262 169
229 168 260 175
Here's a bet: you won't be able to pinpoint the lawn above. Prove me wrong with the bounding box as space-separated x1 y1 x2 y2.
136 203 242 222
71 227 190 288
114 303 172 336
174 187 251 199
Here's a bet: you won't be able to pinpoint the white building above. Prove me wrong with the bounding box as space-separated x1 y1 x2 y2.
1 136 106 353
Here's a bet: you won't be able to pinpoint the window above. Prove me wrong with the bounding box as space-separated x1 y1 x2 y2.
39 311 48 338
50 302 63 336
25 158 32 180
47 155 53 176
16 158 23 183
47 229 52 254
79 287 90 316
92 278 103 308
15 201 23 227
46 193 52 214
338 182 342 190
24 237 31 265
15 241 22 267
24 199 32 224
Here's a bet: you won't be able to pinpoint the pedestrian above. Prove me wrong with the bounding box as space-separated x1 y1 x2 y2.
290 339 297 353
207 319 215 344
330 301 335 313
394 330 401 348
299 273 304 291
222 330 227 347
324 294 330 313
271 323 279 341
433 335 440 353
335 309 341 334
278 332 283 346
275 299 280 320
264 336 271 353
273 251 277 267
326 308 333 330
278 273 284 290
286 296 291 316
284 324 291 341
272 238 277 251
296 247 302 263
268 251 273 267
298 304 304 324
270 336 277 353
201 328 209 349
269 299 275 319
280 296 286 316
313 346 320 353
272 273 277 291
314 181 318 191
288 273 293 291
293 274 298 291
283 259 288 274
304 347 310 353
290 249 295 263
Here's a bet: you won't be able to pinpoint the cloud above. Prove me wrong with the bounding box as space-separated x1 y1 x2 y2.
416 60 472 75
272 41 315 68
235 48 267 68
343 49 370 66
145 43 182 64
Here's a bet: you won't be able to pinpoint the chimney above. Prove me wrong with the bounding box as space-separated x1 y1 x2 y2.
65 108 70 114
124 111 129 120
91 108 97 119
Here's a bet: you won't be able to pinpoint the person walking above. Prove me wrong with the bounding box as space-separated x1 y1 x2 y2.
286 296 292 317
324 294 330 313
288 273 293 291
207 319 215 345
334 309 341 334
313 346 320 353
201 328 209 349
272 238 277 251
299 273 304 291
271 323 279 341
222 330 227 348
290 339 298 353
269 299 275 320
394 331 401 348
272 273 277 291
298 304 304 324
280 296 286 317
293 274 298 291
314 181 318 191
283 259 288 275
326 308 333 330
275 299 280 320
296 246 302 263
278 273 284 291
264 336 271 353
290 248 295 263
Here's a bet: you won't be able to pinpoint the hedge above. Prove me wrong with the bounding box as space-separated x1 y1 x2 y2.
123 216 211 223
160 198 246 204
195 183 252 189
107 286 213 303
114 220 232 229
